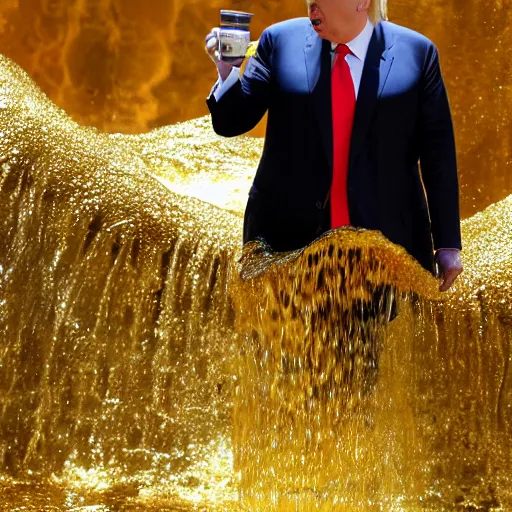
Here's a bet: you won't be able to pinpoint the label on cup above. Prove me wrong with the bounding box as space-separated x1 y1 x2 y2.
219 30 250 60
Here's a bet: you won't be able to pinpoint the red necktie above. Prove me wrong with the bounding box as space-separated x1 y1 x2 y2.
331 44 356 229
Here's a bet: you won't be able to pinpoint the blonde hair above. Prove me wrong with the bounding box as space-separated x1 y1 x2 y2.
305 1 388 25
369 0 388 24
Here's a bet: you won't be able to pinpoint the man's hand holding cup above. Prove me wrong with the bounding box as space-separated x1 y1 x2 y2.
205 10 253 81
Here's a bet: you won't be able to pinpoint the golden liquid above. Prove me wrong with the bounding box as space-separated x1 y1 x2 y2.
0 1 512 510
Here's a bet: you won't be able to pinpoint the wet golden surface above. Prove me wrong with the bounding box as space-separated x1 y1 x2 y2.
2 49 512 510
1 1 512 509
0 53 240 511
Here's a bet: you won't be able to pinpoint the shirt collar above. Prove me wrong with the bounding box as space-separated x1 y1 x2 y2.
331 18 374 61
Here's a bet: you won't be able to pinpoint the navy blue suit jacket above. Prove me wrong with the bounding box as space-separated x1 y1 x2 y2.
207 18 462 273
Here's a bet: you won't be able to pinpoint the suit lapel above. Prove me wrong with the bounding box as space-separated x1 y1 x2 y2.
304 22 395 174
349 22 395 168
305 29 333 173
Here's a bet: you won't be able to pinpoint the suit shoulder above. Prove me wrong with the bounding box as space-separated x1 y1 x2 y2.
383 21 437 50
264 17 311 39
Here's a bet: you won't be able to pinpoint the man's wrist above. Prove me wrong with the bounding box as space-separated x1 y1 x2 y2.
217 62 232 82
211 66 241 102
217 60 243 81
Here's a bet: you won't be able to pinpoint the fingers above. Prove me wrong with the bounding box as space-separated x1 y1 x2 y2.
205 28 220 61
205 29 218 49
435 249 463 292
439 267 463 292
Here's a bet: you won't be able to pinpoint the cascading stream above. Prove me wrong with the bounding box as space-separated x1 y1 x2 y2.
1 39 512 510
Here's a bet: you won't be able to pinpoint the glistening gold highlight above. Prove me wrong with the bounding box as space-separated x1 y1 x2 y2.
0 54 240 510
1 53 512 509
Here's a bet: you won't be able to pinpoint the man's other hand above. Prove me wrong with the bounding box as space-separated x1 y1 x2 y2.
205 29 244 81
436 249 463 292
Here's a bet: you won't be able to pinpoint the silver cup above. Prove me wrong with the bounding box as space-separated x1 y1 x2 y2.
216 10 254 63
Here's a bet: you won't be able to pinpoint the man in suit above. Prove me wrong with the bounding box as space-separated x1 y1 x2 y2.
205 0 463 292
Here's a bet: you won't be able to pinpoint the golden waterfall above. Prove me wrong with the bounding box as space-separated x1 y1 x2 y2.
0 1 512 510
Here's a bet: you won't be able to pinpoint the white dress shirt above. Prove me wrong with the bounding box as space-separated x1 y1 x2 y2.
211 18 375 102
331 18 374 97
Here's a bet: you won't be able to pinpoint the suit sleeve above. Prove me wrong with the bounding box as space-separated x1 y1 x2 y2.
418 44 462 251
206 28 273 137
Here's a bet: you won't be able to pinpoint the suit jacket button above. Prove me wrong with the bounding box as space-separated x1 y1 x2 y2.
315 201 323 210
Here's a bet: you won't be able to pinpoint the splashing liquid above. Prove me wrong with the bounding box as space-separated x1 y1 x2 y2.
1 46 512 511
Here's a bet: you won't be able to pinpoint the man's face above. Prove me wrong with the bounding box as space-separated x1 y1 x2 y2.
308 0 368 38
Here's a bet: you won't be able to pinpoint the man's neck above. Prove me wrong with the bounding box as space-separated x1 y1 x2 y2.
329 15 369 45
